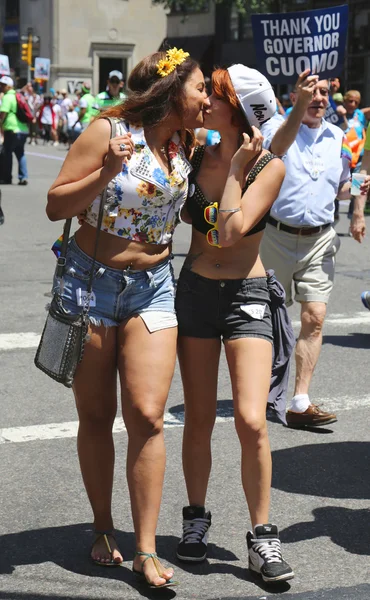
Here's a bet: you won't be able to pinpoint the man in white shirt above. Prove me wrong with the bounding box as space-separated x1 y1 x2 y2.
260 70 370 428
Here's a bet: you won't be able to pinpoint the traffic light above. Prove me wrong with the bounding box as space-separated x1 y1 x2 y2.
21 43 29 63
21 41 32 65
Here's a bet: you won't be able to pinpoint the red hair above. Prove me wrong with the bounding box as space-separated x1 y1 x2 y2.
211 68 253 137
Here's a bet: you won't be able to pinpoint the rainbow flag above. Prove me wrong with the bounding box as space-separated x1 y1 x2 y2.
341 139 352 163
51 234 63 258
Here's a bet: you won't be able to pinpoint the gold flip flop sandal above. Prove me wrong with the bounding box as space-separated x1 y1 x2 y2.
90 530 123 567
133 551 179 588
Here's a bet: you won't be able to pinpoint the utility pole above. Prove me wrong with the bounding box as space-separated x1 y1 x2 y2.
27 28 33 83
20 28 33 81
20 28 40 83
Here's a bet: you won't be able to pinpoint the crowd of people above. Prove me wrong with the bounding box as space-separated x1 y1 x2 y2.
0 70 127 186
2 45 369 590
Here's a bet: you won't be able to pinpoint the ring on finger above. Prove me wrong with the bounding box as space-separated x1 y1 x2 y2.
119 143 126 152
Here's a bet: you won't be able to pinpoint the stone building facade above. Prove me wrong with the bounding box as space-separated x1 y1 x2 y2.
1 0 167 94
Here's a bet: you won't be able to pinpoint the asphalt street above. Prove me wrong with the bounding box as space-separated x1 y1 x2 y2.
0 144 369 600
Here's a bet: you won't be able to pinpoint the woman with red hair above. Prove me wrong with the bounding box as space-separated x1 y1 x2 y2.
175 65 294 583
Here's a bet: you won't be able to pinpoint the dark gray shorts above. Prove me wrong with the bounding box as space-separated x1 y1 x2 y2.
175 268 273 343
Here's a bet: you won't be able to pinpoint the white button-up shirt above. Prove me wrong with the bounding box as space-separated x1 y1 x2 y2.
261 114 351 226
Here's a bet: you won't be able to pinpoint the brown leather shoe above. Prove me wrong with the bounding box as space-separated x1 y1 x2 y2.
286 404 337 428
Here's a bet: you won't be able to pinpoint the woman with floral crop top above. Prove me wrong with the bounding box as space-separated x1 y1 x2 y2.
47 49 208 589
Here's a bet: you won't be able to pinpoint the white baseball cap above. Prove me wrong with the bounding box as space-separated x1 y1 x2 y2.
108 70 123 81
0 76 14 87
227 65 275 129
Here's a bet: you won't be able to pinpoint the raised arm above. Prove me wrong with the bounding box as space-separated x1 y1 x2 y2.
46 119 133 221
270 70 318 156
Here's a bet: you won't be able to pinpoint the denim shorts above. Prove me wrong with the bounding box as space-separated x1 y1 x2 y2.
175 268 273 342
53 237 177 330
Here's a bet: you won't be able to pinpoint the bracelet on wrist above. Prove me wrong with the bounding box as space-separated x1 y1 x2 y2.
218 207 241 214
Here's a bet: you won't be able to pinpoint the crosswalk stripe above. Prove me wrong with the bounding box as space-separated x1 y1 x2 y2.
1 395 370 444
0 413 232 444
0 332 41 350
1 313 370 351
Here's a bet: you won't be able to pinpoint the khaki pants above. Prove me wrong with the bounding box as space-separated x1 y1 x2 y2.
260 223 340 306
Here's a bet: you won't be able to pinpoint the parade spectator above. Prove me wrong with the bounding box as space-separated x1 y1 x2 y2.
38 95 58 144
66 103 81 147
325 78 347 130
343 90 367 168
60 89 72 115
76 82 96 130
0 76 29 185
329 77 341 95
260 70 370 428
52 99 62 146
343 90 367 220
22 82 41 145
94 70 126 112
279 93 292 115
175 65 294 584
354 130 370 307
350 140 369 247
59 89 73 144
46 49 208 588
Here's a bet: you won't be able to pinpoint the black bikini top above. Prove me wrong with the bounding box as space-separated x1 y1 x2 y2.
187 145 276 237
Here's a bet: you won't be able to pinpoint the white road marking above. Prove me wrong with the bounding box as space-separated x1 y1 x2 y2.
292 314 370 327
1 396 370 445
2 313 370 351
0 413 233 444
26 151 65 161
0 332 41 350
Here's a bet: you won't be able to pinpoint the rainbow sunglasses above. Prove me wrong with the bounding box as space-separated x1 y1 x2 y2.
204 202 221 248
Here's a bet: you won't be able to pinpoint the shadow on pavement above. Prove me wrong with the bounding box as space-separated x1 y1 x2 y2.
169 399 284 425
0 526 179 598
281 506 370 555
0 525 258 596
323 333 370 348
1 585 370 600
273 442 370 556
174 556 291 595
272 442 370 499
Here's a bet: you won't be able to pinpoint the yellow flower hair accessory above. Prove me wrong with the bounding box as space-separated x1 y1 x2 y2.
157 47 190 78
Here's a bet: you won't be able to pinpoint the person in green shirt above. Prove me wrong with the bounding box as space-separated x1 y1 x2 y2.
94 70 126 114
0 76 29 185
77 82 96 131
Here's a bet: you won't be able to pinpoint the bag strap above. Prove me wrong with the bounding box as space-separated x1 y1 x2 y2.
55 116 117 309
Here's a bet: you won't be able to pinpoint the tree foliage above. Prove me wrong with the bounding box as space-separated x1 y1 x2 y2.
152 0 274 15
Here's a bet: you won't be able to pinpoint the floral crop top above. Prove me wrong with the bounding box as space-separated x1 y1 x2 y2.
84 120 192 245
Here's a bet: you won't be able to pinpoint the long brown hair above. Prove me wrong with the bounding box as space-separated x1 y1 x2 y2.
212 68 254 138
101 51 199 156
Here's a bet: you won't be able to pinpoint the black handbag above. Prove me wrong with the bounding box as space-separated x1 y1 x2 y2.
34 117 116 387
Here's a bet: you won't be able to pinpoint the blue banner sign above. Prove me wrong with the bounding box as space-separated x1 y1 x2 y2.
251 5 348 84
3 24 19 43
